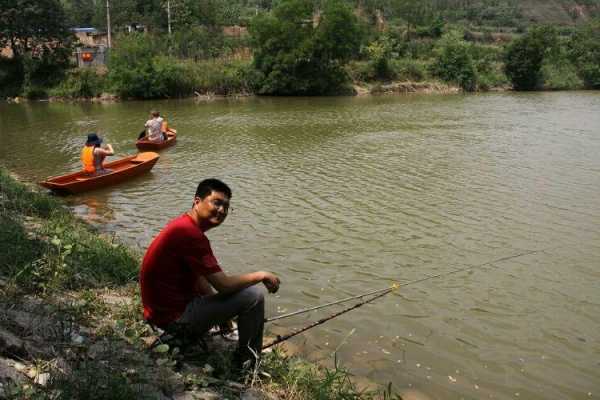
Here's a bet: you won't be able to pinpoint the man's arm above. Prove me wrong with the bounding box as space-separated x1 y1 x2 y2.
206 270 280 294
194 275 216 296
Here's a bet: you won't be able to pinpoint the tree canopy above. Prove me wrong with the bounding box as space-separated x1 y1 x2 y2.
249 0 363 95
0 0 73 57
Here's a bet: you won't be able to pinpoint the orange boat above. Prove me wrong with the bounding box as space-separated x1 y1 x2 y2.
136 129 177 151
40 152 160 194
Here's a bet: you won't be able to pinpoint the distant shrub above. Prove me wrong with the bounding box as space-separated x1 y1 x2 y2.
471 43 507 89
568 20 600 89
430 31 478 91
249 0 363 95
390 58 429 81
365 34 395 80
504 25 558 90
49 68 106 98
541 61 583 90
0 57 24 98
193 59 253 95
107 33 164 98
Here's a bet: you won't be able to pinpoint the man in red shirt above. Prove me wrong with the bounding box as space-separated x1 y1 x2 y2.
140 178 280 365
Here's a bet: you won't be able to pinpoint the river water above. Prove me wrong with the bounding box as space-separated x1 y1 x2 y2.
1 92 599 399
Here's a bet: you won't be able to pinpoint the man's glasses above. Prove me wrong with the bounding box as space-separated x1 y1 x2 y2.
209 199 231 213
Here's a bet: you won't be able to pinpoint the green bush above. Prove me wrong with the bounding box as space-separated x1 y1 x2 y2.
0 57 24 98
106 33 251 98
541 36 582 90
249 0 363 95
345 60 372 83
541 61 583 90
193 59 253 95
568 20 600 89
471 44 507 89
49 68 106 98
390 58 429 81
430 31 478 91
364 34 395 80
504 25 558 90
107 33 165 98
170 26 238 60
20 47 73 98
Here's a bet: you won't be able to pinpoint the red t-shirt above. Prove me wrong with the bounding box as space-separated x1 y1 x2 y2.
140 214 222 327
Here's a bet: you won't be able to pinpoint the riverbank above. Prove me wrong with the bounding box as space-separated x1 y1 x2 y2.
0 168 394 400
3 79 470 104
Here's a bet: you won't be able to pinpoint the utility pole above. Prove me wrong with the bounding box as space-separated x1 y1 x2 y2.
167 0 172 35
106 0 112 48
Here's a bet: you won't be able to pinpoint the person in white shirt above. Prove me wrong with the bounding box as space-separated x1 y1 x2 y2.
144 110 165 142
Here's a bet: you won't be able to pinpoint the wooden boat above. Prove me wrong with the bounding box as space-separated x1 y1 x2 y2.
136 129 177 151
39 152 160 194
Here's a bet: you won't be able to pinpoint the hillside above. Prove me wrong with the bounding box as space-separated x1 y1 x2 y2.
519 0 600 25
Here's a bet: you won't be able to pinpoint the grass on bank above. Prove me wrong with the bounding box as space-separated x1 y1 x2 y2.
0 168 398 400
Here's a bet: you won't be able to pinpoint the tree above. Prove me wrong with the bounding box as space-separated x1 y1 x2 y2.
0 0 73 58
249 0 363 95
504 25 557 91
568 19 600 89
430 30 477 91
61 0 95 27
0 0 73 96
392 0 435 39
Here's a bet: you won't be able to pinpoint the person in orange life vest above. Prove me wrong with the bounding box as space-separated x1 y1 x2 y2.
139 179 280 367
81 133 114 175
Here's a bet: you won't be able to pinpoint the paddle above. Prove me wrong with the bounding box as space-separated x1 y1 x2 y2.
138 129 146 140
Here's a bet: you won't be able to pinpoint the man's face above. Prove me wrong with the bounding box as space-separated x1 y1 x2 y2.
193 191 230 229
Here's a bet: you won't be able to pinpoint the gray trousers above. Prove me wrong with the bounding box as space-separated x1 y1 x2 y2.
176 286 265 358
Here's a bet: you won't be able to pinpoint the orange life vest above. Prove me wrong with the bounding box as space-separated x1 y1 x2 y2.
81 146 96 173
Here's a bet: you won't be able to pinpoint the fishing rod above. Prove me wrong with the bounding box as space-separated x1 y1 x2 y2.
260 248 543 348
265 285 399 323
266 248 542 324
262 285 398 349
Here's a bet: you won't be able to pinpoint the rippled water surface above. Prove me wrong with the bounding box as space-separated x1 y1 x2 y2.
1 92 599 399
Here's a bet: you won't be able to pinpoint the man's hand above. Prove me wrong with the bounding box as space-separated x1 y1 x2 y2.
262 272 280 293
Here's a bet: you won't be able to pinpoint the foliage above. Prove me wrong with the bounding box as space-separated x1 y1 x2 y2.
249 0 363 95
567 19 600 89
0 0 74 97
390 57 429 81
48 68 107 98
106 33 164 98
541 38 583 90
504 25 558 91
430 30 477 91
61 0 96 27
392 0 438 39
169 25 245 60
0 0 73 57
0 169 139 294
0 56 25 98
106 32 251 98
364 34 395 79
470 43 508 89
260 348 373 399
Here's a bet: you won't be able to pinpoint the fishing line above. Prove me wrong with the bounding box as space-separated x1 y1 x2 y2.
262 248 545 347
266 248 542 324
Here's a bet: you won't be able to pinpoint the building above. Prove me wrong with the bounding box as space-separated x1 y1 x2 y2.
72 28 109 67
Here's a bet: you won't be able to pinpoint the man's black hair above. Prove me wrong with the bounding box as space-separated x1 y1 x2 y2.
195 178 232 199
